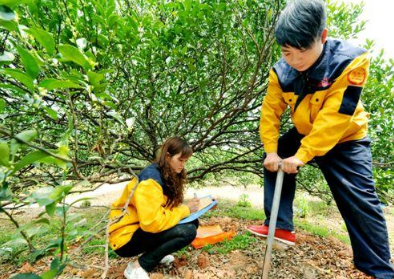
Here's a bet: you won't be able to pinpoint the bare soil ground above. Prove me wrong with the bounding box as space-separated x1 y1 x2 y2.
2 215 393 279
1 183 393 279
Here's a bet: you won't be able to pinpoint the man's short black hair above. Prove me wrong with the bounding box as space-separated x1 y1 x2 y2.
275 0 326 49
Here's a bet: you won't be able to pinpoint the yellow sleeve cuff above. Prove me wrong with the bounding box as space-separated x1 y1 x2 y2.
179 204 191 219
295 149 314 164
264 143 278 154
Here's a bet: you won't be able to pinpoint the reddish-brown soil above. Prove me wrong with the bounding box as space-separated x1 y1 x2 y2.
2 216 387 279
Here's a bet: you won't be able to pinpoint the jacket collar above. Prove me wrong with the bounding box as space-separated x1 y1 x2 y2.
299 39 329 81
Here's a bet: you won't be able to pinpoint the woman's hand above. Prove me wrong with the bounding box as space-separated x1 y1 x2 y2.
264 152 282 172
186 198 200 213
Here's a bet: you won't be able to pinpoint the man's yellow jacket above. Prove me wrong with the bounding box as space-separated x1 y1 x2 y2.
260 38 370 163
109 164 190 250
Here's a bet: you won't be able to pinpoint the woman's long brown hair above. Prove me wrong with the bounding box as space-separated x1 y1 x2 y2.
156 137 193 208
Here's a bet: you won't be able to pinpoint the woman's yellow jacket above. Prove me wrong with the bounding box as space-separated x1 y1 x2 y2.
108 164 190 250
260 38 370 163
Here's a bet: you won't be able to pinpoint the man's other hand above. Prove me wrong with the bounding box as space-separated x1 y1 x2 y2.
282 156 304 174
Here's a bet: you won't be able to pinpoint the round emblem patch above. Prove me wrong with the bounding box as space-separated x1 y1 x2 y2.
347 68 366 85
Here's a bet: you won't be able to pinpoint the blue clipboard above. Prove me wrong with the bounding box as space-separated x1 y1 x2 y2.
179 195 218 224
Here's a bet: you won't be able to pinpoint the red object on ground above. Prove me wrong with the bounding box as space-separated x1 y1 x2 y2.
246 224 296 246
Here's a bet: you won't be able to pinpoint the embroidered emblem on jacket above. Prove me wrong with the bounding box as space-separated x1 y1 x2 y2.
347 68 366 85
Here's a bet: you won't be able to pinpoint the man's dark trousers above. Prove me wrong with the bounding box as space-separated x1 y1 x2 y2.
263 127 394 279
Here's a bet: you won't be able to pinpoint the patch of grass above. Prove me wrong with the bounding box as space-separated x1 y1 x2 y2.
294 194 333 219
0 222 27 264
82 238 106 255
340 222 348 233
0 222 13 245
205 199 264 220
226 206 264 220
295 220 329 238
294 195 310 218
307 200 332 216
202 233 258 254
174 247 191 258
236 194 252 208
295 220 350 245
292 194 352 245
0 207 111 264
335 234 350 244
206 197 349 247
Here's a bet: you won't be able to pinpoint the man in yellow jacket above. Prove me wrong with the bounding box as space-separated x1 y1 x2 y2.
247 0 394 278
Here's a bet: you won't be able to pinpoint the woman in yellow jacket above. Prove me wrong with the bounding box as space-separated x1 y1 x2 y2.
109 137 200 279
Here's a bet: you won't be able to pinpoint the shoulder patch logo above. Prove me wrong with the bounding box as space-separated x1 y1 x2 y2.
347 68 366 85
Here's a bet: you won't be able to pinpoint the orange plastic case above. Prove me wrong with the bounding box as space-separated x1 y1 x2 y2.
191 225 236 249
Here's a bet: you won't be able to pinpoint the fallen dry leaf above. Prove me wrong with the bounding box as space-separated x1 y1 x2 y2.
197 253 210 269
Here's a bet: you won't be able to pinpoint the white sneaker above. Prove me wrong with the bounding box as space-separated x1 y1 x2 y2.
159 254 175 265
124 262 150 279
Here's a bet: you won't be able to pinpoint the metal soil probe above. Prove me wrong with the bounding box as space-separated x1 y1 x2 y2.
262 168 285 279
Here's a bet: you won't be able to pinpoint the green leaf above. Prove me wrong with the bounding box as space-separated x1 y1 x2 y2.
0 18 18 32
43 107 58 120
55 205 70 217
0 68 34 92
41 269 57 279
108 14 120 28
0 141 10 167
50 257 61 270
107 111 124 125
58 44 92 70
2 237 27 247
97 34 109 47
10 274 41 279
25 225 49 238
49 257 66 274
16 45 40 79
12 150 48 174
38 145 70 169
95 92 115 100
17 218 50 232
10 139 20 157
16 129 38 142
102 100 116 109
39 78 82 90
38 157 69 169
28 248 48 262
0 98 5 112
32 185 73 212
31 186 55 206
49 185 73 201
0 0 32 9
0 5 15 21
34 197 54 206
0 181 12 201
45 202 56 217
34 218 51 227
0 83 26 95
0 51 14 62
87 71 105 86
25 27 55 55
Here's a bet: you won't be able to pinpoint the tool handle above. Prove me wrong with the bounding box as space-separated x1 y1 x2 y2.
262 168 285 279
